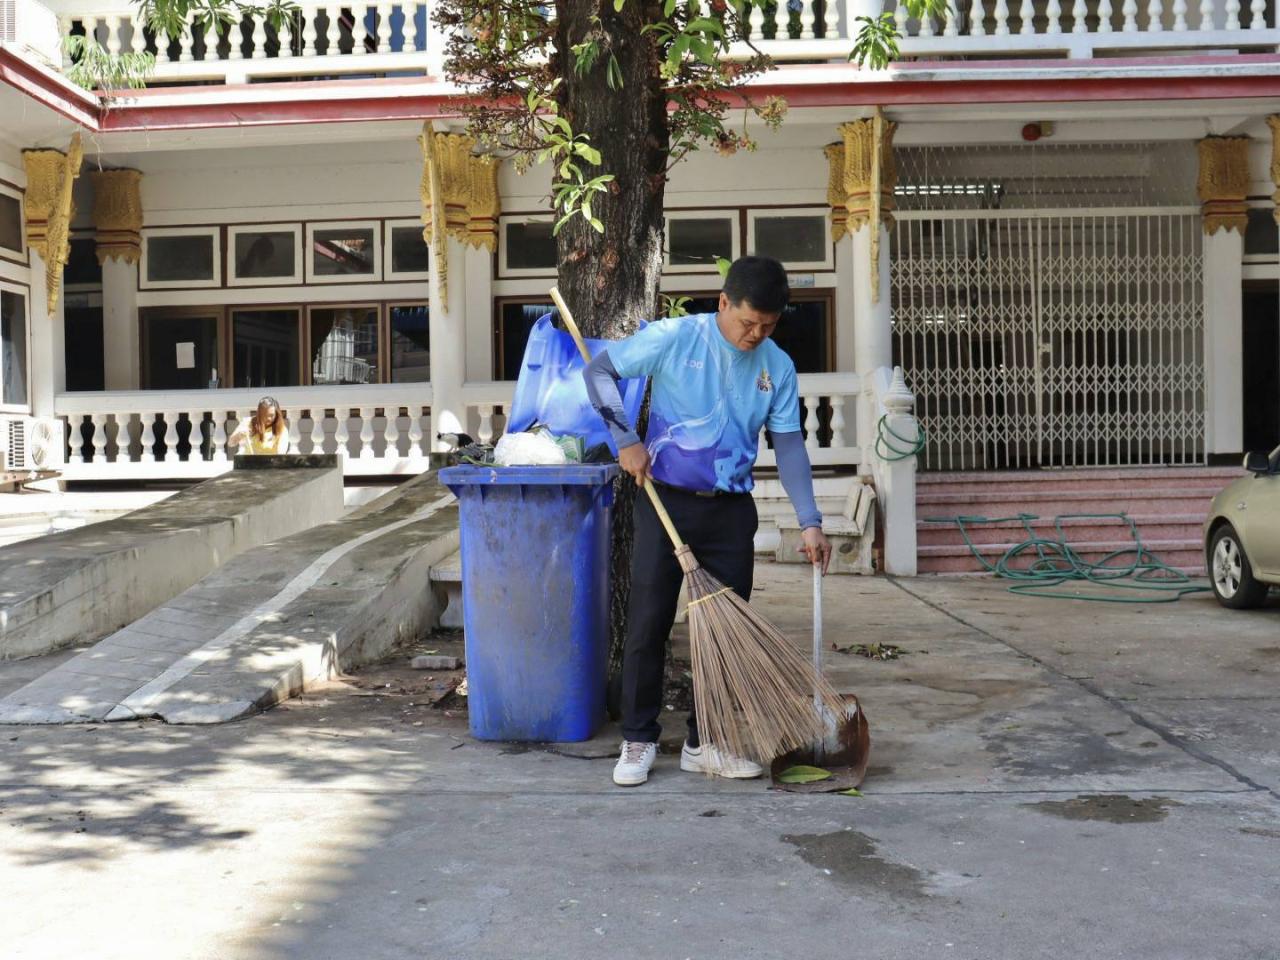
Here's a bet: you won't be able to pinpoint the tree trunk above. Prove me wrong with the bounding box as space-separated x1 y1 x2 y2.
554 3 668 695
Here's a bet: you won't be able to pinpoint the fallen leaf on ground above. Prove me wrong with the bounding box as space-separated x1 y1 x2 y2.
777 765 832 784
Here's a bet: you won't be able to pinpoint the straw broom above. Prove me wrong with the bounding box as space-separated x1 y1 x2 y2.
549 287 848 765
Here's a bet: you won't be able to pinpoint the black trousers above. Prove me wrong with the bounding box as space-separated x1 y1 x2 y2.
620 484 758 745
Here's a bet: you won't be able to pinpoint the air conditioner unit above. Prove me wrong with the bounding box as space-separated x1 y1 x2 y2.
0 0 64 68
2 415 64 472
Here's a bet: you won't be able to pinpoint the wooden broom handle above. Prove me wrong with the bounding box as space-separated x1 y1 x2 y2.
548 286 686 551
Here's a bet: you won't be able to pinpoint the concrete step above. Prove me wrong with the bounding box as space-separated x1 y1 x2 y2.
0 472 459 724
0 456 344 661
918 514 1206 547
918 537 1206 575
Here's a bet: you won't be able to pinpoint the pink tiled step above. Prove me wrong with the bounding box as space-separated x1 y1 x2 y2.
918 538 1206 575
917 488 1216 518
915 467 1242 496
919 514 1206 547
914 466 1229 576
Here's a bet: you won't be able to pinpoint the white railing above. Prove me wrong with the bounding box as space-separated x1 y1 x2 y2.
57 383 437 480
756 371 861 468
867 365 920 576
37 0 1280 86
53 372 859 481
51 0 446 82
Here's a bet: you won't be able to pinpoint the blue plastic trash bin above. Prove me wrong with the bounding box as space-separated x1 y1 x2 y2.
440 464 619 742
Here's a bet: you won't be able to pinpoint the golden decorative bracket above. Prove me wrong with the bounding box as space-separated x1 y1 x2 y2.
22 132 84 314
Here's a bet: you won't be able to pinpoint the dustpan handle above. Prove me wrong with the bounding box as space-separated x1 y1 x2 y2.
550 285 687 552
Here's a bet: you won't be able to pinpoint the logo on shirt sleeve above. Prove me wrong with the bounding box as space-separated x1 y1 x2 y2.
756 369 773 393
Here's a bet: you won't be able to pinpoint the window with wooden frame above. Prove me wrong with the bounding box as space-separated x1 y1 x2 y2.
747 207 833 272
1 284 30 411
384 220 431 282
670 291 835 374
493 297 555 381
140 306 224 391
0 184 24 263
231 307 302 388
389 302 430 382
306 221 380 283
228 224 303 286
498 215 557 278
664 210 739 273
308 305 380 385
141 227 221 290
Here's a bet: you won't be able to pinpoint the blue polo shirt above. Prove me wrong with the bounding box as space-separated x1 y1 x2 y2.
606 313 801 493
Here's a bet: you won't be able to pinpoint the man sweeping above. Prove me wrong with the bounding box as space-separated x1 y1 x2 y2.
585 255 832 787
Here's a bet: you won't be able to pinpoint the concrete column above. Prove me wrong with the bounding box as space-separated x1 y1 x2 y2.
1202 230 1244 456
1196 135 1250 458
850 224 893 469
463 244 492 382
428 236 467 449
101 258 140 390
26 254 65 417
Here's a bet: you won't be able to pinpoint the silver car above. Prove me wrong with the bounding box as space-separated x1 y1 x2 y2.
1205 445 1280 608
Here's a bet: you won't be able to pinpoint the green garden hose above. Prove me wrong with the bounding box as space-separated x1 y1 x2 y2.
924 512 1211 604
876 415 927 462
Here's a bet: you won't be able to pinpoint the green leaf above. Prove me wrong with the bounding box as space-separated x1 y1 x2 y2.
665 0 678 14
777 765 832 784
715 256 732 278
614 0 626 9
688 16 727 37
590 217 605 233
574 143 602 165
838 788 863 797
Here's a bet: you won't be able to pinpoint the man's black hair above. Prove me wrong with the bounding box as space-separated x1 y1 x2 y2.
722 255 790 315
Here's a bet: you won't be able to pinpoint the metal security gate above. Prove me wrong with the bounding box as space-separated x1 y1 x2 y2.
891 208 1205 471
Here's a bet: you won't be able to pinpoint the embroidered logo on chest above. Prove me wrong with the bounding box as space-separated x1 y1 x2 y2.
756 370 773 393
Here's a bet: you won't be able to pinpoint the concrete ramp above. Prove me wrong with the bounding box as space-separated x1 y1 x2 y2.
0 456 344 661
0 472 458 724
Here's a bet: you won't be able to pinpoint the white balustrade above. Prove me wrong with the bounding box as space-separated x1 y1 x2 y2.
57 385 433 480
1147 0 1165 31
993 0 1011 35
38 0 1280 83
358 406 377 460
1173 0 1188 30
1046 0 1063 33
1017 0 1034 34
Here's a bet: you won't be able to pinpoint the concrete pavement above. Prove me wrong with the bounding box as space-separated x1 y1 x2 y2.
0 569 1277 960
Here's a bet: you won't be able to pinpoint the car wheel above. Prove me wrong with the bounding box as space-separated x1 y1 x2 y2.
1209 525 1270 609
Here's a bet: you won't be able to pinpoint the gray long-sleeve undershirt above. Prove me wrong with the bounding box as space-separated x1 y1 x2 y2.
584 350 823 530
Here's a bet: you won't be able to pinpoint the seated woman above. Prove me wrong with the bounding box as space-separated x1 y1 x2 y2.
230 396 291 455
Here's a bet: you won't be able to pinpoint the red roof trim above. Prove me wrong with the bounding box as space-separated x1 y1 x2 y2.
7 47 1280 134
0 48 100 130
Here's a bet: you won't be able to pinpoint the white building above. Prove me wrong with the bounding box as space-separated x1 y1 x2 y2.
2 1 1278 572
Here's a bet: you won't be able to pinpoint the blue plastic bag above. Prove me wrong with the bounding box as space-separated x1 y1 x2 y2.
507 313 647 455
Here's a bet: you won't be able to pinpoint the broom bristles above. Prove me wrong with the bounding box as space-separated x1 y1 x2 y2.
685 562 847 766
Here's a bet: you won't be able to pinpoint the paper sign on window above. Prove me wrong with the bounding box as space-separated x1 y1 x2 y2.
175 342 196 369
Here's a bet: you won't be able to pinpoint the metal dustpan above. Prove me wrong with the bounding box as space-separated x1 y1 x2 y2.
770 565 871 793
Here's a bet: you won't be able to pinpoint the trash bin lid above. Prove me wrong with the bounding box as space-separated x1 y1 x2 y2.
440 464 620 487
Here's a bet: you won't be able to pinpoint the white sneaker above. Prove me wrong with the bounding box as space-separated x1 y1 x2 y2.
679 741 764 779
613 740 658 787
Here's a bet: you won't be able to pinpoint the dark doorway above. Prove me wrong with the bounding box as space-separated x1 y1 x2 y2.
64 305 104 392
1242 286 1280 456
143 313 219 390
